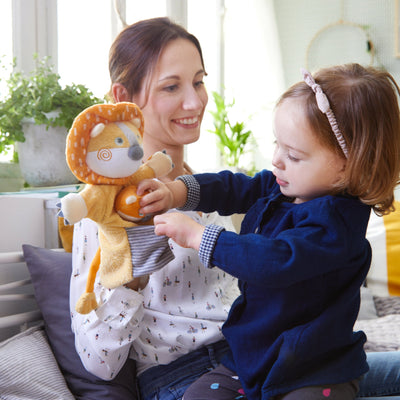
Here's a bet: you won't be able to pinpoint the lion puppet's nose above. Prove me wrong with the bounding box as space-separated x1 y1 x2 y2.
128 144 144 161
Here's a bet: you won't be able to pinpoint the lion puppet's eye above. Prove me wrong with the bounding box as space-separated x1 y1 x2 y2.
115 137 124 146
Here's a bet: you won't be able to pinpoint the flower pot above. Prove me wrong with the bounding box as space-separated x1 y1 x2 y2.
17 121 78 187
0 162 24 192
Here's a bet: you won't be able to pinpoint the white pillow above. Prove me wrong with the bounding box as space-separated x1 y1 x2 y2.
0 325 74 400
366 200 400 297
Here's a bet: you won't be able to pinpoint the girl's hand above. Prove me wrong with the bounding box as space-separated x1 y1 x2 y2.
138 179 174 215
138 179 188 216
153 212 205 250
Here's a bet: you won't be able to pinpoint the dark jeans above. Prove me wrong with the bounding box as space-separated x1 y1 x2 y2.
137 340 230 400
138 348 400 400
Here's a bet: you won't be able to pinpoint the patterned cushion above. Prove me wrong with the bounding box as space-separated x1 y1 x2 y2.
374 295 400 317
355 314 400 352
0 326 75 400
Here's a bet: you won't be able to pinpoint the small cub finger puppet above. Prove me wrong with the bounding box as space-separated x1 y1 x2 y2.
60 102 174 314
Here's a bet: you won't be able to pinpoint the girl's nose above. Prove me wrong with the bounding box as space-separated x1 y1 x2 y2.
272 147 284 169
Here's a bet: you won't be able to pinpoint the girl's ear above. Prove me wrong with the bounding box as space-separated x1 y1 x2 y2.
334 158 347 186
112 83 130 102
340 158 347 173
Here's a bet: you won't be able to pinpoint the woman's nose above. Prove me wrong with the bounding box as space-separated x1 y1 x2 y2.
182 88 204 111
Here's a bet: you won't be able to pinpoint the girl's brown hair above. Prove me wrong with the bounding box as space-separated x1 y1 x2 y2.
108 17 205 101
278 63 400 215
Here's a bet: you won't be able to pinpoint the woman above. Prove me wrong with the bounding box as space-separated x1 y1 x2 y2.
70 17 238 400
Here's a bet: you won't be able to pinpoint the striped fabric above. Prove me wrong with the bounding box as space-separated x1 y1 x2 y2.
126 224 175 277
366 200 400 296
0 326 74 400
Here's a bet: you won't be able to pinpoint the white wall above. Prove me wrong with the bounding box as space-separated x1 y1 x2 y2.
274 0 399 87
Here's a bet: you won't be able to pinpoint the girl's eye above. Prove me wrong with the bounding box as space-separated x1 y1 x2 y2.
115 137 124 146
288 153 300 162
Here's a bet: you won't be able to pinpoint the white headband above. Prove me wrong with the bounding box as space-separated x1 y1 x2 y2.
302 68 348 158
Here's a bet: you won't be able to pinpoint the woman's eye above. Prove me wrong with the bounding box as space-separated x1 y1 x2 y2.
194 80 204 88
164 84 178 92
115 137 124 146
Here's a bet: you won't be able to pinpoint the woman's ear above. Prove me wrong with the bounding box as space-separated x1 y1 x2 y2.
112 83 130 102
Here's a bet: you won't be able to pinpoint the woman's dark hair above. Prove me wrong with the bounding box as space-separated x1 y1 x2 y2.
109 17 205 100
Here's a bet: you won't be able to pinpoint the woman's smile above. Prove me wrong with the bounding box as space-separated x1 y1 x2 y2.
173 115 201 128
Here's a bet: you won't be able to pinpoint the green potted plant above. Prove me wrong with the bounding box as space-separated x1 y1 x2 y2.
0 56 104 187
208 91 253 172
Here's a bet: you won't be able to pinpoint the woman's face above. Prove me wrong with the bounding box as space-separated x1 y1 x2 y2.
134 38 208 148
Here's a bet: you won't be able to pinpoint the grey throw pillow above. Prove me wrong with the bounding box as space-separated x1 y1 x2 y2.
22 244 138 400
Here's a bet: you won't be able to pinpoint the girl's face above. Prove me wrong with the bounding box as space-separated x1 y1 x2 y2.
272 98 346 204
133 38 208 149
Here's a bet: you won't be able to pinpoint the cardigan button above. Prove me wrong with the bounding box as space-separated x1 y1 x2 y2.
255 227 259 233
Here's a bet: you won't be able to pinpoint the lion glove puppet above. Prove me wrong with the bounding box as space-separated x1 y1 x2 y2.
59 102 174 314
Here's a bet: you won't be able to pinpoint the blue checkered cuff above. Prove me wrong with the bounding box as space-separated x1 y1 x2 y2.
176 175 200 211
199 224 225 268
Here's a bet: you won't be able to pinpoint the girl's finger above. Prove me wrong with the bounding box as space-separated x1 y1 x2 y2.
137 179 160 195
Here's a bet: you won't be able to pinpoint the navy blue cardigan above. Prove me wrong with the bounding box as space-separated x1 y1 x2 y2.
189 170 371 400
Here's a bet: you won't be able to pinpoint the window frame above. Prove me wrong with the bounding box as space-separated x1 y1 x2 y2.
11 0 193 73
12 0 58 72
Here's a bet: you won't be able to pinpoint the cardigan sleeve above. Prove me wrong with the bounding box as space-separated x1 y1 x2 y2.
203 199 371 288
177 171 371 289
178 170 280 215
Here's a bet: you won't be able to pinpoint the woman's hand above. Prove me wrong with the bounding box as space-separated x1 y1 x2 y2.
125 275 149 291
153 212 205 250
138 179 188 216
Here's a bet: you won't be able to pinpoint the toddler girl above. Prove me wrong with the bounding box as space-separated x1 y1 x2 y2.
138 63 400 400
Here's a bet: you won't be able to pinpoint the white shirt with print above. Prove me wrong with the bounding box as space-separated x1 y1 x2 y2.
70 211 239 380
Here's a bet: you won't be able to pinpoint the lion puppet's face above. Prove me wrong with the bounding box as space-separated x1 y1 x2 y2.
66 102 145 185
87 120 144 179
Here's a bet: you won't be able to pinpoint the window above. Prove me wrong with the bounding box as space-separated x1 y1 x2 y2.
1 0 280 171
57 0 168 98
0 0 13 161
57 0 114 98
0 0 13 95
126 0 167 22
187 1 222 171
